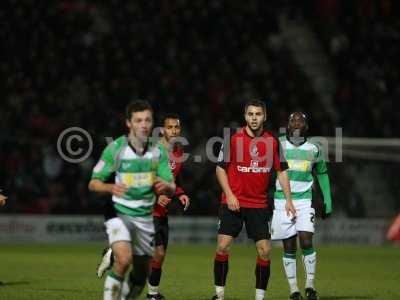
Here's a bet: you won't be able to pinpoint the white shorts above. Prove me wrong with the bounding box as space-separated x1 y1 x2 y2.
105 214 155 256
271 200 315 240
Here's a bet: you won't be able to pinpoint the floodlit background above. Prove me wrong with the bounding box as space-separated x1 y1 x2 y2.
1 1 400 299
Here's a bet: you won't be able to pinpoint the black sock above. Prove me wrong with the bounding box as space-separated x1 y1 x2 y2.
214 253 229 286
255 257 271 290
148 259 162 287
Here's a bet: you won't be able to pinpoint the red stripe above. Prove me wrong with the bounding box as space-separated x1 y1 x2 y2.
151 259 162 269
256 257 270 267
215 253 229 262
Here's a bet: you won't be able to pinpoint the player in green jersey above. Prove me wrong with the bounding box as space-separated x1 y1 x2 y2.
88 100 176 300
271 112 332 300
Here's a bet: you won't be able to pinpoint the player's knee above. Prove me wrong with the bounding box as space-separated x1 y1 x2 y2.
300 239 313 250
154 247 166 263
283 237 297 254
115 253 132 271
216 242 231 255
256 243 272 259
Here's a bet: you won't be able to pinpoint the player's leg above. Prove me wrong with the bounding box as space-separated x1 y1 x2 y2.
212 234 234 300
128 215 163 300
104 217 133 300
98 200 118 278
282 235 302 300
297 207 318 300
299 231 318 300
245 208 272 300
212 205 242 300
147 216 169 298
122 255 150 300
272 205 302 299
254 239 272 300
97 247 114 278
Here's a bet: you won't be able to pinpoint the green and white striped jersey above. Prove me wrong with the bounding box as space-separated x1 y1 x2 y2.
275 135 327 206
91 136 173 217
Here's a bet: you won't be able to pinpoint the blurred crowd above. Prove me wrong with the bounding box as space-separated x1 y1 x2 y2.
1 1 398 216
307 0 400 137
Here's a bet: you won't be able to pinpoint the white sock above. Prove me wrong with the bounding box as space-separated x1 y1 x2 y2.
255 288 265 300
104 272 123 300
302 250 316 289
283 254 299 294
215 285 225 298
147 282 159 296
120 279 129 300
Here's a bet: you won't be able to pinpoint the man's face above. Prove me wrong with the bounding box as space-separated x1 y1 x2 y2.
288 112 307 137
163 118 181 142
245 105 266 131
126 109 153 140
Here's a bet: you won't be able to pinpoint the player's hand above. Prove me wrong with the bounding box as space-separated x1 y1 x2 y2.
154 178 172 195
178 194 190 211
157 195 172 207
0 194 7 206
226 192 240 212
110 183 128 197
285 200 296 219
322 204 332 219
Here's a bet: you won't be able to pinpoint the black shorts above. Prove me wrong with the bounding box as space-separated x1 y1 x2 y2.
218 205 271 242
153 216 169 249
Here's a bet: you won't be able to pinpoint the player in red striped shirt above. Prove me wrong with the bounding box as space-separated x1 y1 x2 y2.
212 100 296 300
145 113 190 299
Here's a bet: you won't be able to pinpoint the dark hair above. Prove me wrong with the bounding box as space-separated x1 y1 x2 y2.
244 99 266 114
161 113 180 125
125 100 153 120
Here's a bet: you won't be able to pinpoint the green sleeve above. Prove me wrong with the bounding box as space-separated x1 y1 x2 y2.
156 145 173 182
315 160 333 213
91 145 116 182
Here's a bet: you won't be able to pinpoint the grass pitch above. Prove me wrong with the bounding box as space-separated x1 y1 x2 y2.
0 244 399 299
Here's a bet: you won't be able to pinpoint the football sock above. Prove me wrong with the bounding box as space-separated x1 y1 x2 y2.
255 256 270 296
283 252 299 294
148 259 162 294
214 253 229 297
302 248 316 289
104 271 123 300
255 288 266 300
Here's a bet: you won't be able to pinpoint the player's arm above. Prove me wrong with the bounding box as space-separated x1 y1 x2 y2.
273 136 296 217
216 165 240 212
88 143 128 197
175 173 190 211
88 180 128 197
155 145 176 198
314 160 333 217
216 141 239 212
277 170 296 217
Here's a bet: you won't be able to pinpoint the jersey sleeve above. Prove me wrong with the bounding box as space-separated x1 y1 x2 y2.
313 144 333 213
314 144 328 174
157 145 174 182
91 144 116 182
273 136 288 172
175 173 186 196
216 137 233 169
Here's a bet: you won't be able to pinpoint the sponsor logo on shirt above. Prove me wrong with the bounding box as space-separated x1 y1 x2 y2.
168 160 176 170
251 145 259 157
237 160 271 173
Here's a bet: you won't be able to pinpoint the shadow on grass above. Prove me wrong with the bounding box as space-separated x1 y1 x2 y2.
0 281 30 286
